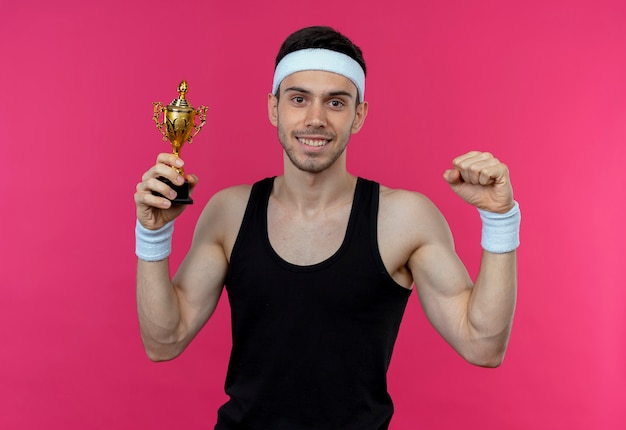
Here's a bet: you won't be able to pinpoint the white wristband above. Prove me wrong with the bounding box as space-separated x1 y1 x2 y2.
477 201 521 254
135 219 174 261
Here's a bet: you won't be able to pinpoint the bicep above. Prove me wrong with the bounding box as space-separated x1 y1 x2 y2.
408 215 473 348
171 195 234 340
173 235 228 335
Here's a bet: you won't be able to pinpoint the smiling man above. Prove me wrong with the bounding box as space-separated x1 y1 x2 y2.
134 26 521 430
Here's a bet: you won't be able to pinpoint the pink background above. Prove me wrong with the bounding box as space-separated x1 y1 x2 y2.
1 0 625 428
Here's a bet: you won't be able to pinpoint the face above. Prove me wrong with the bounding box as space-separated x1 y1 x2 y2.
268 70 368 174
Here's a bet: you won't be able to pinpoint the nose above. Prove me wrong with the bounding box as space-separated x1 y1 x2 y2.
305 100 327 128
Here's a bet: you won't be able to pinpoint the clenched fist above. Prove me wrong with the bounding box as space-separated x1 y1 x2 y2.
444 151 514 214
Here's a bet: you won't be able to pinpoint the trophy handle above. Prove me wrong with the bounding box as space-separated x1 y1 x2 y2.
188 105 209 144
152 102 168 140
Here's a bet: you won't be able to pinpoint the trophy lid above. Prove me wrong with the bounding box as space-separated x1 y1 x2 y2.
170 80 190 107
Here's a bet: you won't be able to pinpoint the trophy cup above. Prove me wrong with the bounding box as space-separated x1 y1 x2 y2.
153 80 208 205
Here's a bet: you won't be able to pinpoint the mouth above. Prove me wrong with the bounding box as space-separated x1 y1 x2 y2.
297 137 330 147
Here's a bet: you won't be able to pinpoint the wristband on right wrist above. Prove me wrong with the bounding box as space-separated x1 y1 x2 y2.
477 201 521 254
135 219 175 261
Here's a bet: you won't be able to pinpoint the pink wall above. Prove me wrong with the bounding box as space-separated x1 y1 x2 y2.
2 0 625 428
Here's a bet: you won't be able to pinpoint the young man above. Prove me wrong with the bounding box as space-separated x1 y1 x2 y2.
134 26 520 430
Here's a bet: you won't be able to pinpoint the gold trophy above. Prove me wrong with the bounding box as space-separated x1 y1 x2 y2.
152 80 208 205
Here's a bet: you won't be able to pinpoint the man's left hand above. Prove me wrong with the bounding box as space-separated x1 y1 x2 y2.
443 151 514 213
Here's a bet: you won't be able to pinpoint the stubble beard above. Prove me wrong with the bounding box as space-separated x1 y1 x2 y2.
277 122 349 174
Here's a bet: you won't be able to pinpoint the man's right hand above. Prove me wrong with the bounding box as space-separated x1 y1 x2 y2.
134 153 198 230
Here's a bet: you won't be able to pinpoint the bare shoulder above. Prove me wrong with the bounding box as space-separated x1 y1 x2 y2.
378 184 453 250
193 184 252 254
373 184 454 288
206 184 253 212
379 184 433 209
379 185 446 224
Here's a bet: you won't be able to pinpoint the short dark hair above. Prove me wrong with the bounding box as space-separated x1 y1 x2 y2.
275 26 367 76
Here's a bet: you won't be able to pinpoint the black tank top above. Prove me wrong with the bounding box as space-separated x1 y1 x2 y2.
217 177 411 430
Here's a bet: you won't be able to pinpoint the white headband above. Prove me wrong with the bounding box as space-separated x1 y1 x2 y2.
272 48 365 102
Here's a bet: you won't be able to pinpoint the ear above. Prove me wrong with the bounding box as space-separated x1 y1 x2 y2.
351 101 369 134
268 93 278 127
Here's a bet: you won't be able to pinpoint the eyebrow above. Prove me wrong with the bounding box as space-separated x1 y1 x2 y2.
284 86 354 99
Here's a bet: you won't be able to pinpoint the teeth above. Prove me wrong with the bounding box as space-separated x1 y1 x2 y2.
298 138 327 147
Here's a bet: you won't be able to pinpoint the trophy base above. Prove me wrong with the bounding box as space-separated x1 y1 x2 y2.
153 177 193 205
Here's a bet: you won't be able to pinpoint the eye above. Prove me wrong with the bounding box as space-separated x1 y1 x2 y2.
291 96 306 105
328 99 345 109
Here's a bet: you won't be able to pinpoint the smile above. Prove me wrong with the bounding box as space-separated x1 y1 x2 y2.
297 137 330 147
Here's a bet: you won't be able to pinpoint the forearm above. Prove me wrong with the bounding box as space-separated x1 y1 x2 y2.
465 250 517 365
136 259 186 361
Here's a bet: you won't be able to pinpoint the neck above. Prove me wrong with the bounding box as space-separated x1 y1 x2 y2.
274 159 357 213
